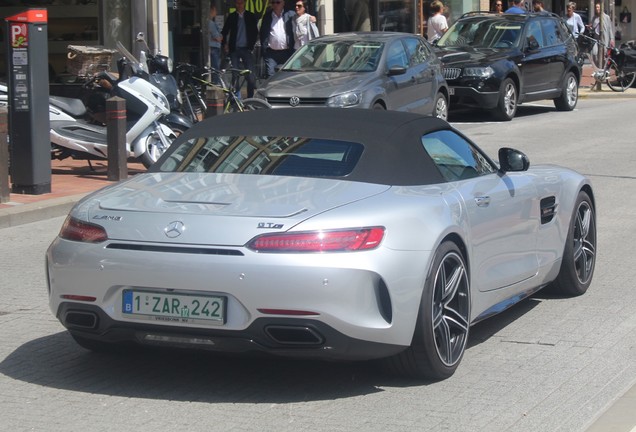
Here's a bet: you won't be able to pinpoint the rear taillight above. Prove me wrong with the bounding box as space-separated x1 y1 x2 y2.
247 227 384 252
59 216 108 243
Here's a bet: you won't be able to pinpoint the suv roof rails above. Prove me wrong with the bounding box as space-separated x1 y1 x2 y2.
458 10 561 19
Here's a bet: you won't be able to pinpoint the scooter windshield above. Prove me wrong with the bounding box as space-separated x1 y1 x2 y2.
116 41 143 74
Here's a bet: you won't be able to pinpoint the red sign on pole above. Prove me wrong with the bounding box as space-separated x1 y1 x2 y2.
6 9 47 48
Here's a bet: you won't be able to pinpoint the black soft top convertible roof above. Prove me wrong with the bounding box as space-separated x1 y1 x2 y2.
154 108 453 186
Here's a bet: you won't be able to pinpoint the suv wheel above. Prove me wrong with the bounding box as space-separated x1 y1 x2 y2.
554 72 578 111
492 78 517 121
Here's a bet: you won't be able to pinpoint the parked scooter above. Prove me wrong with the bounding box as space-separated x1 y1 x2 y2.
49 40 192 168
79 33 180 125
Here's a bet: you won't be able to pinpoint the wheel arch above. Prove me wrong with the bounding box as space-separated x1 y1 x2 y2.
568 64 582 85
506 72 521 97
580 183 595 210
372 98 387 109
439 232 470 277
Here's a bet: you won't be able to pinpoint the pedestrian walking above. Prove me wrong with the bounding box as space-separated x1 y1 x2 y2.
221 0 259 97
427 1 448 43
260 0 296 78
208 4 223 81
293 0 319 49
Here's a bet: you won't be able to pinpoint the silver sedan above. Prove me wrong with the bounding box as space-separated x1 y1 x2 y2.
254 32 450 119
46 108 596 380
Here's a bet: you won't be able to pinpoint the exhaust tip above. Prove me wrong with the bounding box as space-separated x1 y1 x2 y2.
65 311 98 329
265 325 324 346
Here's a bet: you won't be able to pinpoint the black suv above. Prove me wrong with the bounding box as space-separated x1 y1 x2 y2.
435 12 581 121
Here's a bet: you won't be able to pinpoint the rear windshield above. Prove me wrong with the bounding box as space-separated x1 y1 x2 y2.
157 136 364 178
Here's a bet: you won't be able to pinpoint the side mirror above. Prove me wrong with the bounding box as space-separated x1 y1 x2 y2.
388 66 407 76
498 147 529 172
525 37 540 51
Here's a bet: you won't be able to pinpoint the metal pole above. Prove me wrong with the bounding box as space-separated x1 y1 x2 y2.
106 97 128 181
0 107 9 203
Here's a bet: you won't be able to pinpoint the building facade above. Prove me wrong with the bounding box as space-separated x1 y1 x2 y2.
1 0 631 80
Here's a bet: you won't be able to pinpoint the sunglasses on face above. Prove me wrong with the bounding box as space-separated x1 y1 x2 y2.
295 4 304 7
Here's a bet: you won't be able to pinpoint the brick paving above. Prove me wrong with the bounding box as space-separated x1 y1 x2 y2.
0 158 145 209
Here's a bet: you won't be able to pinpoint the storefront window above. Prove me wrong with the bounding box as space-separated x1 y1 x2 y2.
334 0 416 33
379 0 414 32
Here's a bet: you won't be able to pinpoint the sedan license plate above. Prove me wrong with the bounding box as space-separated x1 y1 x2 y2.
122 290 225 325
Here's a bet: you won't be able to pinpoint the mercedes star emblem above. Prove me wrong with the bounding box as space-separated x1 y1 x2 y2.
164 221 185 238
289 96 300 107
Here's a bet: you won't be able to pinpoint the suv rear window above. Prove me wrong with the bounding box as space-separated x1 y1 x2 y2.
438 19 524 48
157 136 364 178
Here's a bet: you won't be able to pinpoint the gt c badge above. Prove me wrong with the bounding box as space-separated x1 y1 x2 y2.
257 222 284 229
165 221 185 238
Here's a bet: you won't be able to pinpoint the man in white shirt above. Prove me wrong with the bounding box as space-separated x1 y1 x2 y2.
259 0 296 78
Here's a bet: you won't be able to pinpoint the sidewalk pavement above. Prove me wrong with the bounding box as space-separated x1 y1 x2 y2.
0 159 145 229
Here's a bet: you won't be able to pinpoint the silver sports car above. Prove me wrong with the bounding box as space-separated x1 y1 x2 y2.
46 109 596 380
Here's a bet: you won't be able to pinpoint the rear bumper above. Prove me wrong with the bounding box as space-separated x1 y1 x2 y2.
57 302 406 360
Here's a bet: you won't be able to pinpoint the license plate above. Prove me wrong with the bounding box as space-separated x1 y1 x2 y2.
122 290 226 325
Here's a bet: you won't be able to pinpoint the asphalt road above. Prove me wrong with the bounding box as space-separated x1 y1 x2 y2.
1 98 635 431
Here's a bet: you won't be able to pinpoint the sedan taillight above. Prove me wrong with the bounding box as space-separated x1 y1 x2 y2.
247 227 385 253
59 216 108 243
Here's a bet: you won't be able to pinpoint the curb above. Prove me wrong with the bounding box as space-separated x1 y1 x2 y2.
0 193 87 229
579 89 636 98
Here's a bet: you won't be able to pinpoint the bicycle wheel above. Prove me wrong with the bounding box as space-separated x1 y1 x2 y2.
606 63 636 92
241 98 272 111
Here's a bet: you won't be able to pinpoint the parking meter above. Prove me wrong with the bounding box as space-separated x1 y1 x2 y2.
4 9 51 194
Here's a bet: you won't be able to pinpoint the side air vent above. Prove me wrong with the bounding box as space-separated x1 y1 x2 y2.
540 196 557 224
106 244 244 256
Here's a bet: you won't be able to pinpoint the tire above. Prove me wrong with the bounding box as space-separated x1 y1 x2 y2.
387 241 470 380
240 98 272 111
606 63 636 92
554 71 578 111
373 102 385 110
548 191 596 296
433 92 448 120
139 123 187 168
492 78 517 121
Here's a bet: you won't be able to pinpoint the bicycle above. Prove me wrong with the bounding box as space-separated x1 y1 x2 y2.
577 30 636 92
174 63 271 123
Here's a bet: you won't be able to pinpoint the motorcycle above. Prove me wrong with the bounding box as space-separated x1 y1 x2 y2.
49 40 192 168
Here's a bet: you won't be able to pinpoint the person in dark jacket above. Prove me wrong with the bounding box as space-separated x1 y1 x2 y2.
221 0 258 97
259 0 296 78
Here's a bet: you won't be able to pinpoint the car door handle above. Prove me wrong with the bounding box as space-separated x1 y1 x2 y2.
475 196 491 207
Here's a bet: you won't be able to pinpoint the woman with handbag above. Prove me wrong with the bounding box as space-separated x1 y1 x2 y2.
293 0 319 49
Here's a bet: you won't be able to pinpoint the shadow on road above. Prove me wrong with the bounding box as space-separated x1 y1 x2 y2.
0 298 541 401
448 104 555 123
